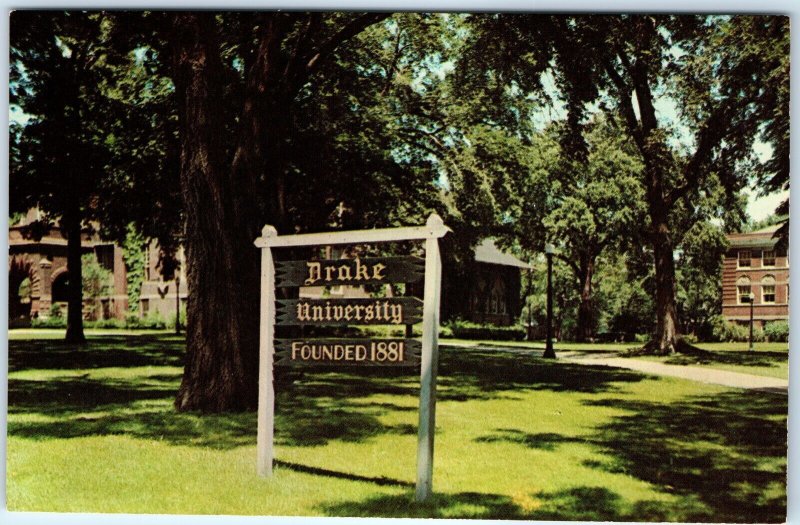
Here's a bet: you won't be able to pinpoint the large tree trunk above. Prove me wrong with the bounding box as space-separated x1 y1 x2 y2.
64 208 86 344
575 254 594 343
172 14 260 412
646 198 681 354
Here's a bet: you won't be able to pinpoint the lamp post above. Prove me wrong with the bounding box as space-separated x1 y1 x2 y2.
175 274 181 335
748 291 755 352
543 243 556 359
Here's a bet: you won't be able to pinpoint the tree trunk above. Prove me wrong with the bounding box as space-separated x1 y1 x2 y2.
647 204 681 354
64 208 86 344
172 13 260 412
575 254 594 343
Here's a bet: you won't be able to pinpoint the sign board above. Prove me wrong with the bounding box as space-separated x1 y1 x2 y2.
254 213 448 502
275 339 421 367
276 297 423 326
276 256 424 288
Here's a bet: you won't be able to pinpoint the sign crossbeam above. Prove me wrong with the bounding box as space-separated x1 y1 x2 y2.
254 213 448 503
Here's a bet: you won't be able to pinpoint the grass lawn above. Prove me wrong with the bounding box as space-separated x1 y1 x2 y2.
7 330 787 521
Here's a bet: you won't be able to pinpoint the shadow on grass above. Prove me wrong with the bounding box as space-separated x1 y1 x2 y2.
8 335 185 371
470 390 786 522
8 334 787 521
586 390 787 523
9 337 646 450
319 486 710 521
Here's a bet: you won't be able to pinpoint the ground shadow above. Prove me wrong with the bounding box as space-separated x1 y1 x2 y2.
9 338 647 450
469 391 787 522
319 485 705 521
636 349 788 372
585 389 787 522
8 335 185 371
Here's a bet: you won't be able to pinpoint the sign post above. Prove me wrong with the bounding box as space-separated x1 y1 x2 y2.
256 225 277 477
416 215 443 501
254 214 449 500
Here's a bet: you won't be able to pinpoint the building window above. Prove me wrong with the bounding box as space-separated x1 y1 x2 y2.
737 276 752 304
738 250 751 268
141 299 150 315
762 250 776 267
762 276 776 304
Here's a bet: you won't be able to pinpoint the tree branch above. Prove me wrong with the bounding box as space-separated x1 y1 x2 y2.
305 13 391 74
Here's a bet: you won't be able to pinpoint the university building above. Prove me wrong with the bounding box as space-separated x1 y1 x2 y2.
721 225 789 329
9 212 527 327
9 210 186 324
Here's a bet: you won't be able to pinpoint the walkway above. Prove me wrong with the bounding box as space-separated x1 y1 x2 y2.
440 343 788 393
559 351 788 393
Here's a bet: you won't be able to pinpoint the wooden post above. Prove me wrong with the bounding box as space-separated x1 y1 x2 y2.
256 225 277 477
416 213 443 502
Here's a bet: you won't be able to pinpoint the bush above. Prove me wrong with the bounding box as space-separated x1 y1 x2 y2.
764 321 789 343
87 318 127 329
710 315 765 342
443 320 526 341
31 315 67 328
125 310 168 329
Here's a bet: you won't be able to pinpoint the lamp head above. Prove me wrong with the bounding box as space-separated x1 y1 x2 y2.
545 243 556 255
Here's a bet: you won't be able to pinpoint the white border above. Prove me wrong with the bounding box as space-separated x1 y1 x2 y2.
2 3 798 525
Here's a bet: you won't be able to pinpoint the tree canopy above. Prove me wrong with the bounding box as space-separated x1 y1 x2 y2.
8 11 789 409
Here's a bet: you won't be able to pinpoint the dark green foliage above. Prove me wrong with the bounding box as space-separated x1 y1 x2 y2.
710 316 764 343
121 225 147 313
444 320 526 341
763 321 789 343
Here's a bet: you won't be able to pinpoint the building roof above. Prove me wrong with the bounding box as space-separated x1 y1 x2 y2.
474 239 531 269
726 224 781 249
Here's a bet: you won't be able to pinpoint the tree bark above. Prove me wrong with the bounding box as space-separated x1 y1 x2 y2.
646 191 681 354
172 13 260 412
64 206 86 344
575 254 594 343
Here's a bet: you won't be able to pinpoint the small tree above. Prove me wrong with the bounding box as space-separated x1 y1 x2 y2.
82 254 113 320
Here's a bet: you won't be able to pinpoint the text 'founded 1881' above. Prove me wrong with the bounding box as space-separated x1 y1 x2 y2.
275 339 421 367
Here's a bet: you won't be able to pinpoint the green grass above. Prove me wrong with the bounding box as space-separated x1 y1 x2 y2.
7 331 787 521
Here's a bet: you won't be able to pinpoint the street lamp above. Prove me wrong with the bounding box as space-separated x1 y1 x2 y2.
543 243 556 359
748 291 755 352
175 274 181 335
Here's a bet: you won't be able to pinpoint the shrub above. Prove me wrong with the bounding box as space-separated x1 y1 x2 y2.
710 315 765 342
31 315 67 328
125 310 167 329
444 320 526 341
87 318 127 329
764 321 789 343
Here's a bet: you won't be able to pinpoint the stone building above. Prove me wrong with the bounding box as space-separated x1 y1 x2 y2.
441 239 530 326
721 225 789 329
9 209 128 323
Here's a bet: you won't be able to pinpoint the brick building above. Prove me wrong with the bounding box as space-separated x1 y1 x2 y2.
9 209 128 323
721 225 789 329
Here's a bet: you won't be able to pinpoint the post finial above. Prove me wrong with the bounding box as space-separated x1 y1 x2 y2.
255 225 279 247
426 213 450 237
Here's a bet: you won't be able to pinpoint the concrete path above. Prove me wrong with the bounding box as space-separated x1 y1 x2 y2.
559 351 788 393
440 343 788 393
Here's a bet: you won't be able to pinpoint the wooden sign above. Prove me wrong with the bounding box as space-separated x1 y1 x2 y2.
275 339 421 367
276 297 423 326
254 213 449 503
276 256 424 288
